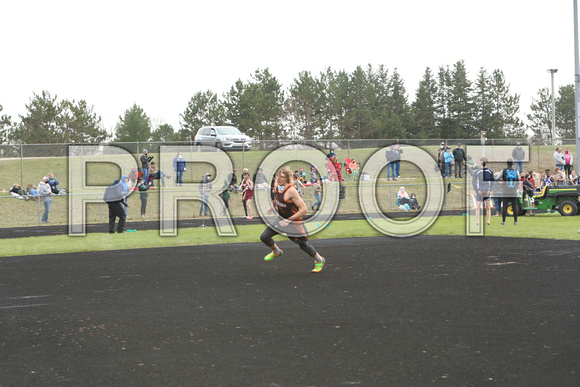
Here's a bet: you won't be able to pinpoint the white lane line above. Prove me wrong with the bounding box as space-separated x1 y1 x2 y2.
0 304 50 309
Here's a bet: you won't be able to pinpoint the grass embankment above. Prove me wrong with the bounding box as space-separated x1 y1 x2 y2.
1 213 577 258
0 144 572 229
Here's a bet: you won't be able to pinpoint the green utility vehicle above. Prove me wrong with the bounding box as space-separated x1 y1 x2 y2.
507 185 580 216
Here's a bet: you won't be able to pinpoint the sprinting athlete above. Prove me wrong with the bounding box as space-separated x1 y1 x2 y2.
260 166 326 273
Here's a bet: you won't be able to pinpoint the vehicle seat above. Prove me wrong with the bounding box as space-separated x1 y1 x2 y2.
533 186 549 199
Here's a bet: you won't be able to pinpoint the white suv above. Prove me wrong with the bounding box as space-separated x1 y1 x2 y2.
194 126 252 150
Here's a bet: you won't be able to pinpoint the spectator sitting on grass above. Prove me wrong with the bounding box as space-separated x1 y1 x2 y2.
10 184 31 200
26 184 40 200
397 187 412 211
570 170 580 185
47 173 60 194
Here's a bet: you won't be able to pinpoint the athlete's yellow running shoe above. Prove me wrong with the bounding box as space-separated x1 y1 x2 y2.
264 249 283 262
312 257 326 273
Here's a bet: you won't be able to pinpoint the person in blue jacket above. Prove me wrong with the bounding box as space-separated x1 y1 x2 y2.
443 147 455 178
173 152 187 186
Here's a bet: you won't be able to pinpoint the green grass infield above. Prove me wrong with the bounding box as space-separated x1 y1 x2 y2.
1 213 578 258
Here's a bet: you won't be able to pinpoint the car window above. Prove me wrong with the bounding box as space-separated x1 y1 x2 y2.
216 127 242 135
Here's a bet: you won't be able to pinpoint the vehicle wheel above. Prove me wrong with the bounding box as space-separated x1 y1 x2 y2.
519 209 527 216
558 200 577 216
215 142 224 151
506 204 515 217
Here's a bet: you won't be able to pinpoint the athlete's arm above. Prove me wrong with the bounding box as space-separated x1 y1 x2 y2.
279 187 307 226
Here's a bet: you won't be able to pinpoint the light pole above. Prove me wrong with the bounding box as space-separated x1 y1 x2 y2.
574 0 580 176
548 68 558 146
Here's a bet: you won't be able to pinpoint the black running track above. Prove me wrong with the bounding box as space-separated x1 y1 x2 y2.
1 235 579 386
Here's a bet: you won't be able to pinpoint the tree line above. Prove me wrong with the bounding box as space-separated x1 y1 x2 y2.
0 60 576 144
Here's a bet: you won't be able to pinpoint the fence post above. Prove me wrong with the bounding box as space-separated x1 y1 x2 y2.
38 196 41 225
20 144 24 187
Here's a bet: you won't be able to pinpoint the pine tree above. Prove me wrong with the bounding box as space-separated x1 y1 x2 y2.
412 67 438 139
150 123 177 142
223 69 284 140
342 66 373 139
447 60 474 139
114 104 152 142
435 66 452 139
488 69 524 138
286 71 326 139
0 104 12 144
555 84 575 139
180 90 226 141
473 67 492 136
13 91 62 144
527 87 552 143
61 99 108 143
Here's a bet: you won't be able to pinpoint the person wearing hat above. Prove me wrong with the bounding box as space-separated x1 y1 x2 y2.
199 173 212 216
437 142 447 177
103 179 127 233
443 146 454 178
326 148 336 160
38 176 53 223
140 149 151 186
172 152 186 186
452 143 466 178
512 142 525 175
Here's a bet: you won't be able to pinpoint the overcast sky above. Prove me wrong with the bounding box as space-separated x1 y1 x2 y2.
0 0 576 134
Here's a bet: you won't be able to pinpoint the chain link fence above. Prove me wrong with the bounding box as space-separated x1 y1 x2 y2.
0 138 576 229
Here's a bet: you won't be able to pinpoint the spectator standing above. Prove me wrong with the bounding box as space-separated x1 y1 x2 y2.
309 164 318 183
198 173 212 217
241 172 254 219
227 169 239 192
137 178 148 218
564 148 573 182
311 177 322 211
47 173 60 194
443 147 454 178
554 147 565 172
140 149 151 184
38 176 53 223
452 143 466 178
472 157 494 226
293 171 306 196
437 142 446 177
498 159 520 226
332 156 343 182
173 152 186 186
385 145 398 181
219 179 231 216
103 179 126 233
253 167 269 190
393 144 403 178
120 175 130 216
512 142 525 174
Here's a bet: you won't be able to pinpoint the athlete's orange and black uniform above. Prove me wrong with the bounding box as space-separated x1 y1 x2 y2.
260 185 318 257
